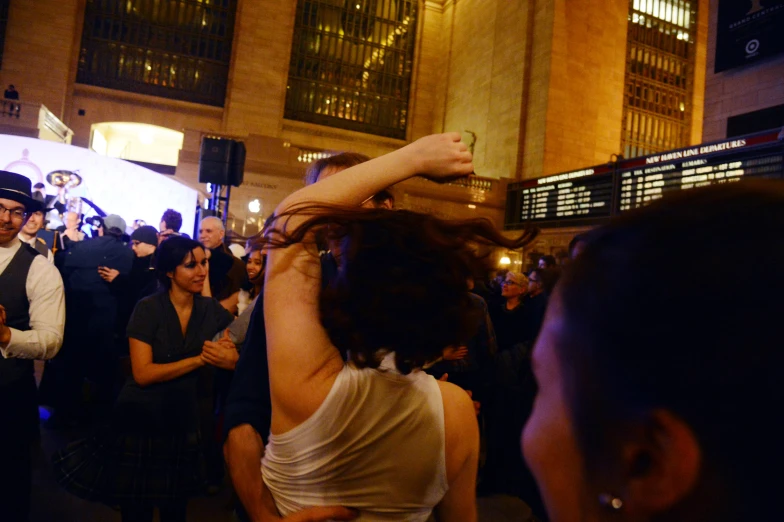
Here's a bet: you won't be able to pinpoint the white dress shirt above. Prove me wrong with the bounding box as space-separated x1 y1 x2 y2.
0 238 65 360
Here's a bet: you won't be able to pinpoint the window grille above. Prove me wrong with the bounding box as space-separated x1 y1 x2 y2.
285 0 418 140
77 0 237 107
621 0 697 158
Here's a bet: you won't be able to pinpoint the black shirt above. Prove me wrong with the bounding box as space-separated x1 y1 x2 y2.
114 254 158 352
209 245 247 302
520 293 548 346
116 291 234 432
490 300 528 353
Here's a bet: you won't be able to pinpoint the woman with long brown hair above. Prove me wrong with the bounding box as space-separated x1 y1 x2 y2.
258 133 535 521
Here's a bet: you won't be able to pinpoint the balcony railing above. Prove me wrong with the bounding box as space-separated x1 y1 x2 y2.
0 101 73 144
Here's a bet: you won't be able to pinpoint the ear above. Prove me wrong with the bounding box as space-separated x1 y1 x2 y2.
621 409 702 516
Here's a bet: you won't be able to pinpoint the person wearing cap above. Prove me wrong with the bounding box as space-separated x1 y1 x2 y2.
0 170 65 521
130 224 158 256
128 224 160 306
106 225 160 358
44 213 134 425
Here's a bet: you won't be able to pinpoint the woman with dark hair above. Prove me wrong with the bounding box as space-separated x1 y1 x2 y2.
567 231 591 260
54 236 236 522
523 181 784 522
237 243 265 315
258 133 536 521
537 255 556 269
225 244 265 348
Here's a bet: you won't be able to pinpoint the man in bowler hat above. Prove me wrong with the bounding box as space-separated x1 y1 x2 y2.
0 170 65 521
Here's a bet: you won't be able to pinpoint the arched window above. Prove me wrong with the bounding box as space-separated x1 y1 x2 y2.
621 0 697 158
285 0 419 139
76 0 237 107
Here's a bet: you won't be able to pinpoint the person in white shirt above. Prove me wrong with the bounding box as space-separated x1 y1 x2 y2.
0 170 65 521
18 203 54 262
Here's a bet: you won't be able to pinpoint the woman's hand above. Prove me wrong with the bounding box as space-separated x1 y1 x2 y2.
401 132 474 183
98 266 119 283
443 345 469 361
201 334 239 370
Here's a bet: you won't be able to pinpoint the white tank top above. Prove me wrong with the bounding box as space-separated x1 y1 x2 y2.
262 355 448 521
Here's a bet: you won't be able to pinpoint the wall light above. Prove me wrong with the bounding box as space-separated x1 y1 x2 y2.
139 129 154 144
499 256 511 266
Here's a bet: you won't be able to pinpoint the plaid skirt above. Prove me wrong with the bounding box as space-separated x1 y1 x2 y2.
52 425 206 505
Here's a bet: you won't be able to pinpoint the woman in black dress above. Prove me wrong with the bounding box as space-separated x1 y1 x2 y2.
54 236 235 522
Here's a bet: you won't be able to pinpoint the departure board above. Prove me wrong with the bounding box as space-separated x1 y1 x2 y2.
504 128 784 229
505 164 614 228
617 130 784 211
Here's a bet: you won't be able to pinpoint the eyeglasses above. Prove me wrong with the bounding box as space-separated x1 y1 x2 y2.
0 203 27 221
502 280 522 286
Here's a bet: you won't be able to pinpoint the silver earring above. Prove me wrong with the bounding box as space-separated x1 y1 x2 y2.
598 493 624 511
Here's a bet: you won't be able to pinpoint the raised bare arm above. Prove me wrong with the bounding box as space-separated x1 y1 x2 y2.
264 133 473 434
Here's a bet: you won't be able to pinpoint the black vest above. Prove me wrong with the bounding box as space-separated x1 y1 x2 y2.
0 242 39 385
31 236 49 257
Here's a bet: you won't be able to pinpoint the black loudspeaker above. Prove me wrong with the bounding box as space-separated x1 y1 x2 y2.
199 137 246 187
230 140 245 187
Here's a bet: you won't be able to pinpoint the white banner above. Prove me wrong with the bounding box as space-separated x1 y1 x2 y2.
0 134 197 234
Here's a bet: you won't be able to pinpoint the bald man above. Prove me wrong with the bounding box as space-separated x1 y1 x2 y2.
57 211 84 250
199 216 245 314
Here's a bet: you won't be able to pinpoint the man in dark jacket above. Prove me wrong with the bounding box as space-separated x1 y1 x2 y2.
104 225 159 356
42 214 134 425
199 216 245 314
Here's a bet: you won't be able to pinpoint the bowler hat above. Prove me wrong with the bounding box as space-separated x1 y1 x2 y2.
0 170 43 212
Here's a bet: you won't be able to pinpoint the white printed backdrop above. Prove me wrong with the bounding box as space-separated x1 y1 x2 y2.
0 135 197 234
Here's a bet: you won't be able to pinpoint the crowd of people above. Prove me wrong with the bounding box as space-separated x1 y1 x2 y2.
1 130 781 522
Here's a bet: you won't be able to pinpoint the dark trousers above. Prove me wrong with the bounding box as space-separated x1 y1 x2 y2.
40 326 120 422
480 344 546 520
0 377 37 522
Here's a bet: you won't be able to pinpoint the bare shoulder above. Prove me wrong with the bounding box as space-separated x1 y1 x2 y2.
437 379 475 418
437 380 479 484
